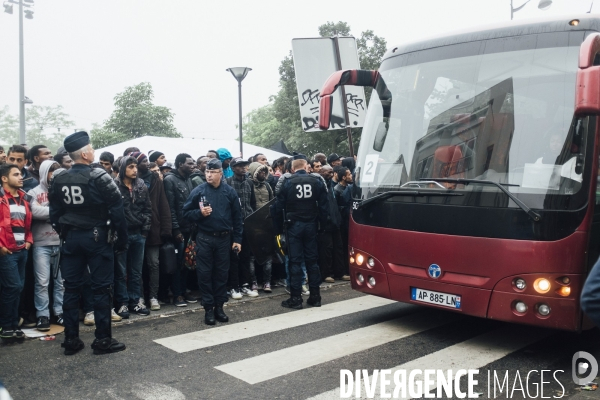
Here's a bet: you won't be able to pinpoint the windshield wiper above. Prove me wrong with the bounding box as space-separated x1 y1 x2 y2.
420 178 542 222
356 189 463 209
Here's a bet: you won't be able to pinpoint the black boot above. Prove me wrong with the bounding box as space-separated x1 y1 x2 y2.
307 286 321 307
214 304 229 323
281 296 303 310
91 337 126 355
205 307 216 325
61 337 85 356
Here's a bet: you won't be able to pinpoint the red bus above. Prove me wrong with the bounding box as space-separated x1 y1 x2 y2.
318 15 600 331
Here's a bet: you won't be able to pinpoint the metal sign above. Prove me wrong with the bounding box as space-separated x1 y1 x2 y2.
292 37 367 133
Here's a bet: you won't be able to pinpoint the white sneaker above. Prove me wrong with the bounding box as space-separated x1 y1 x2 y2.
150 298 160 311
111 308 122 322
84 311 95 326
229 288 243 300
241 286 258 297
302 284 310 296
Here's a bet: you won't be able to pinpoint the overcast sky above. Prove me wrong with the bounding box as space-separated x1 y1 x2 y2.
0 0 595 142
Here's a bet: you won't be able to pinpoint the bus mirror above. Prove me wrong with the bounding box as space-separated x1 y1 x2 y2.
575 66 600 115
575 33 600 115
373 121 389 152
319 69 379 130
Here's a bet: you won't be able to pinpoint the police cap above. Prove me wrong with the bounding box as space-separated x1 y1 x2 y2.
206 159 222 170
64 131 90 152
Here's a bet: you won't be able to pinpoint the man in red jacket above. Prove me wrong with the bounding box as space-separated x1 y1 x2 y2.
0 163 33 340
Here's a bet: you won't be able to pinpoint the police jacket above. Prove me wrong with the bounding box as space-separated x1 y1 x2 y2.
114 175 152 236
49 164 127 246
274 170 329 227
163 170 194 235
182 181 243 244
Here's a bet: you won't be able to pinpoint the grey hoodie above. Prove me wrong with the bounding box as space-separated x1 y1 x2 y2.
27 160 61 246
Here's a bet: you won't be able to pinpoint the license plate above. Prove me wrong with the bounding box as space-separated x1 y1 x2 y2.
411 287 461 309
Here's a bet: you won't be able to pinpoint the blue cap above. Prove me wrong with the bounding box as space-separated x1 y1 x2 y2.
292 151 307 161
206 158 222 170
64 131 90 152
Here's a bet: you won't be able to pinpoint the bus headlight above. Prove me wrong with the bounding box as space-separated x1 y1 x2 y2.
367 257 375 268
533 278 551 294
514 301 527 314
368 276 376 286
357 273 364 283
514 278 526 291
356 254 364 266
537 304 551 316
556 286 571 297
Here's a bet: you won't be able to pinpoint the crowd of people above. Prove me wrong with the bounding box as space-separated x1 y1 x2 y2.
0 134 357 351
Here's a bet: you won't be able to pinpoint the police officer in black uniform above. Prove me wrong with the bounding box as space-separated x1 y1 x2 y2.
274 157 328 309
183 158 243 325
49 131 128 355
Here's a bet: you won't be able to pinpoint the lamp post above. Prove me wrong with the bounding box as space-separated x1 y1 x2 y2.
226 67 251 158
3 0 34 145
511 0 552 19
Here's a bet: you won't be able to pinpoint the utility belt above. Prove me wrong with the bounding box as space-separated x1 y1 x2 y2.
285 212 317 223
62 223 117 244
199 230 231 238
66 225 108 231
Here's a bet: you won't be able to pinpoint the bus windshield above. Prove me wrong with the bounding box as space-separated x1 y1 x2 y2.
356 34 590 211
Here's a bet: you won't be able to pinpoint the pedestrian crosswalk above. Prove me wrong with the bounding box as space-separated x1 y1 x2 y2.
153 294 561 399
154 295 396 353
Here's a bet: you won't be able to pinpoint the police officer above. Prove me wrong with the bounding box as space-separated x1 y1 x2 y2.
49 131 128 355
182 158 243 325
274 157 328 309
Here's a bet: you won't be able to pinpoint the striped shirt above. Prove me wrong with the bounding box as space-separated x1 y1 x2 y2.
7 193 26 249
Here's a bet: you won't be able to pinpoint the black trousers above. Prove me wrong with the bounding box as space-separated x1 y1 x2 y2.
287 220 321 296
195 232 230 308
317 228 344 280
227 235 251 290
61 228 114 340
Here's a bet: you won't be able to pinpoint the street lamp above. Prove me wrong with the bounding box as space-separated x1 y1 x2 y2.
3 0 34 145
226 67 251 158
511 0 552 19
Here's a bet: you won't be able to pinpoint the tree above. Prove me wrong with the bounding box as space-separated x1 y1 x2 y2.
244 22 386 156
0 105 74 153
90 82 181 148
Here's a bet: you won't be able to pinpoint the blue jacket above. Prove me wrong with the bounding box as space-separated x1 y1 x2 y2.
183 181 243 243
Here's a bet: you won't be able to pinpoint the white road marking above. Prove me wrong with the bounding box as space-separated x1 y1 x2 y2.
154 296 397 353
214 311 460 384
306 326 551 400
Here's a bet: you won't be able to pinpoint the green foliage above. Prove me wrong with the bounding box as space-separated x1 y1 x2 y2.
90 82 181 149
244 22 386 157
0 105 74 153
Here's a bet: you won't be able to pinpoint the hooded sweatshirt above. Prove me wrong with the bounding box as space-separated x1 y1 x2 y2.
248 162 273 210
114 158 152 234
216 148 233 178
27 160 60 246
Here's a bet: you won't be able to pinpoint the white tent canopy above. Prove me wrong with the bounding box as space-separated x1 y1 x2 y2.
94 136 289 163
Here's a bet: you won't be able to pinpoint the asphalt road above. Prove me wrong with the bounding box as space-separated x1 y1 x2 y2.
2 283 600 400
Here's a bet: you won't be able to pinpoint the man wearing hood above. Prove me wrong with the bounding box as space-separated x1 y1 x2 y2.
134 152 172 311
27 160 65 331
248 162 274 292
216 148 233 178
114 155 152 317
